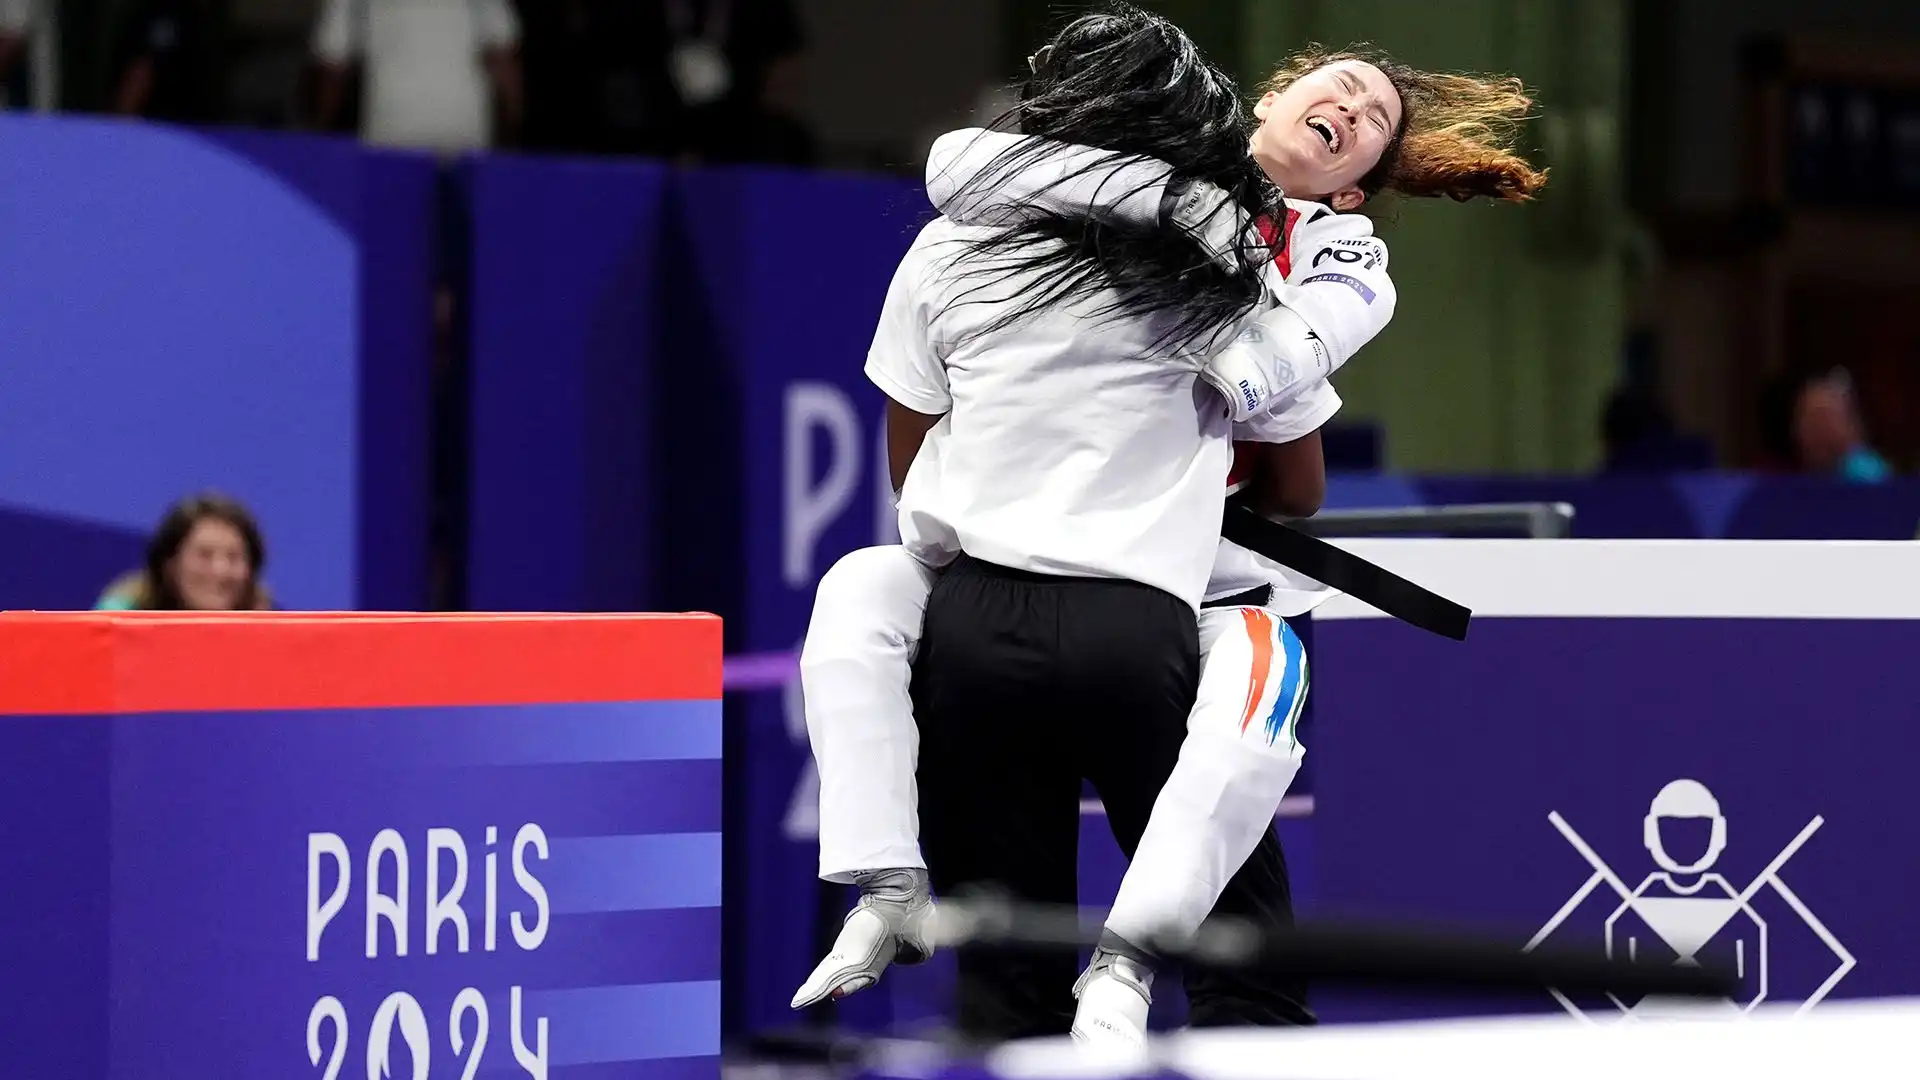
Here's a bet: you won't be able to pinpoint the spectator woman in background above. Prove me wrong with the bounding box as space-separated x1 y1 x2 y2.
96 493 272 611
1760 369 1893 483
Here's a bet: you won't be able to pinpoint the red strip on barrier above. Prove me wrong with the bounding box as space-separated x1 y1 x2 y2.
0 612 722 714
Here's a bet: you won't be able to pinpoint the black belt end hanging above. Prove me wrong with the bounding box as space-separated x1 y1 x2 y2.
1221 504 1472 641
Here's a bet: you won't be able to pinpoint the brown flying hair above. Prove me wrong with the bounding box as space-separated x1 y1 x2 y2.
1264 45 1549 205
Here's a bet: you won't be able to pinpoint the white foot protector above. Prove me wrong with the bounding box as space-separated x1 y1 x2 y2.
1070 952 1153 1054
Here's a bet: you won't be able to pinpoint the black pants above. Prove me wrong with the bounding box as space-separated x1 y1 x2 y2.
911 556 1312 1039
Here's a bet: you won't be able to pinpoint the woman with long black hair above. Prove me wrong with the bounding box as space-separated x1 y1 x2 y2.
832 6 1310 1041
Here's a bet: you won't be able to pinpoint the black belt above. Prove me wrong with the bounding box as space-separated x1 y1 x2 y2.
1220 501 1471 641
1202 584 1273 610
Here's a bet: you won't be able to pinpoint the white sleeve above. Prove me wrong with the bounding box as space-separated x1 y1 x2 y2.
863 229 950 415
312 0 359 61
927 128 1266 273
1236 380 1342 444
926 128 1168 230
1274 210 1397 368
475 0 520 48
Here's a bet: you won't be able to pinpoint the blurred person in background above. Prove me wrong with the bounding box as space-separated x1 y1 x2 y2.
312 0 522 153
96 493 272 611
666 0 811 165
1761 369 1892 483
225 2 322 130
0 0 29 108
516 0 809 163
112 0 232 124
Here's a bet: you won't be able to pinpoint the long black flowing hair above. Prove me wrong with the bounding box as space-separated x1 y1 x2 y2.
939 4 1280 354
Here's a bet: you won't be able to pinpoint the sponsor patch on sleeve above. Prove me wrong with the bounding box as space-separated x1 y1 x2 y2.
1299 272 1378 305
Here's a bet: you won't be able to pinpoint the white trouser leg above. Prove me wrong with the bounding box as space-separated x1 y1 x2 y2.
799 544 936 882
1103 605 1309 948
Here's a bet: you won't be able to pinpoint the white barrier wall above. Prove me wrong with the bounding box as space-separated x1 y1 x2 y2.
1319 539 1920 620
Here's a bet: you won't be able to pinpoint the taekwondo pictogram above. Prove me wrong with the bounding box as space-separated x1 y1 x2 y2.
1527 779 1854 1021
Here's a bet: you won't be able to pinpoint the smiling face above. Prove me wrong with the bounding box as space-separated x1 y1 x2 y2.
167 517 253 610
1250 59 1404 210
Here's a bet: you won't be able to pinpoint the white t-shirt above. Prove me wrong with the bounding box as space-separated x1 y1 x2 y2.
313 0 519 153
867 216 1246 611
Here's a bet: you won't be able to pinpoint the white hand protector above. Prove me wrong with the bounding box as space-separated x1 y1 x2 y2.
1200 305 1334 422
1164 178 1263 269
790 869 935 1009
1205 210 1397 421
